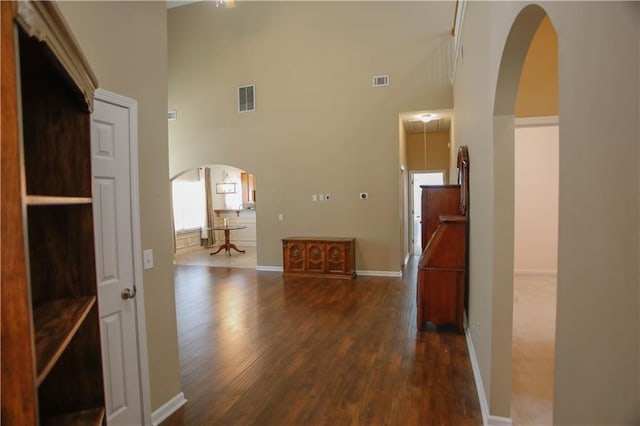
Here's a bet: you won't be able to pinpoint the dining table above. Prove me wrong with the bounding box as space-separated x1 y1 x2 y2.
209 225 247 256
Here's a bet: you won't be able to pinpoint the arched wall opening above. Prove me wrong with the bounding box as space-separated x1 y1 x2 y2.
455 2 638 423
170 163 258 267
511 14 559 425
491 3 552 418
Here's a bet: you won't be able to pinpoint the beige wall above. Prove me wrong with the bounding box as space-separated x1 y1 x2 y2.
168 2 454 273
514 124 558 273
57 1 182 412
454 1 639 422
515 16 558 118
406 131 450 177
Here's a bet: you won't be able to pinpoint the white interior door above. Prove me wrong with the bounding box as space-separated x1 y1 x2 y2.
92 92 149 425
411 171 445 255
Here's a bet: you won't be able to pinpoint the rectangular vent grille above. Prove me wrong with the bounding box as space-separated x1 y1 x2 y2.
372 75 389 87
168 110 177 121
238 84 255 112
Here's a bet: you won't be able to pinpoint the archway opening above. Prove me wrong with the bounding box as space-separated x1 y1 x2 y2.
511 14 559 425
171 164 258 269
492 5 558 423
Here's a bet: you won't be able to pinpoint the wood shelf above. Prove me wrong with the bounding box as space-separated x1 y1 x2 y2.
42 407 105 426
26 195 92 206
33 297 96 385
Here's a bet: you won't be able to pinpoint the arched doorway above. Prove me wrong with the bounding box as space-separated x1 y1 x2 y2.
171 164 258 268
492 4 558 423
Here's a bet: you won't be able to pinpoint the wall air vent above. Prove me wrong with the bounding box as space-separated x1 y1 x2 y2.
238 84 255 112
372 75 389 87
168 110 177 121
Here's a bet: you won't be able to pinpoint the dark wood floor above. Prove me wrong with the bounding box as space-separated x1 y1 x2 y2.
161 258 481 425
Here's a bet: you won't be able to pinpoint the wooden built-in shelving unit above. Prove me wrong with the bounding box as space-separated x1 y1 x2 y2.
1 1 106 424
41 407 105 426
34 297 96 385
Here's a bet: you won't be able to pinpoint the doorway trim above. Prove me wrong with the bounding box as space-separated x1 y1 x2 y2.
94 88 152 425
409 170 446 256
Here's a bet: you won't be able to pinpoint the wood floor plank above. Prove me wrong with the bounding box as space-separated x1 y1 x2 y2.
161 258 481 425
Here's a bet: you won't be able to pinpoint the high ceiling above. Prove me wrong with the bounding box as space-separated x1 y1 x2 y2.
167 1 453 136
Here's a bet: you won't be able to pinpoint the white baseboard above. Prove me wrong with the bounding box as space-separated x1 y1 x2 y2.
513 269 557 276
488 415 514 426
256 265 284 272
514 115 559 127
465 329 489 425
151 392 187 426
356 270 402 277
403 252 411 266
464 329 514 426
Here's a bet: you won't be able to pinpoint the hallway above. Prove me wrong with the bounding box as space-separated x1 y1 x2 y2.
162 258 481 425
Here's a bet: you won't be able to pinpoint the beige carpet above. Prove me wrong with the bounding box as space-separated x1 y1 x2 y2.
512 273 556 425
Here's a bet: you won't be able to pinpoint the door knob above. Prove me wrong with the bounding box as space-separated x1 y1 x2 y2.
121 285 137 300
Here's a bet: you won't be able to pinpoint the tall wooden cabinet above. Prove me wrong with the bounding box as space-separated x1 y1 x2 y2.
417 147 469 334
1 2 106 424
420 185 461 252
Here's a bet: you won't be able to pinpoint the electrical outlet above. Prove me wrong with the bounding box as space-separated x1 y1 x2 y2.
312 194 317 202
278 213 284 221
319 194 324 201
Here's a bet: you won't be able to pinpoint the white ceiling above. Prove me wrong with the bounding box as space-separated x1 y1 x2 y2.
400 110 452 135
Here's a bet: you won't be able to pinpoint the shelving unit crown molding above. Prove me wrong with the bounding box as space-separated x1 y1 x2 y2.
15 0 98 112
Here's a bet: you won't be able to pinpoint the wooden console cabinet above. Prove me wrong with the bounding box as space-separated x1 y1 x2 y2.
282 237 356 279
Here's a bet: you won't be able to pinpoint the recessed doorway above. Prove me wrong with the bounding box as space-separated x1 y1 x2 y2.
410 171 445 255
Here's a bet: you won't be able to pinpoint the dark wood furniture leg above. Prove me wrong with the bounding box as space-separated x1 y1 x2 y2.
227 243 245 254
210 228 245 256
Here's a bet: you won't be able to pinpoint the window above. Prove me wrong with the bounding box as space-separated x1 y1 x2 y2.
238 84 255 112
172 178 205 232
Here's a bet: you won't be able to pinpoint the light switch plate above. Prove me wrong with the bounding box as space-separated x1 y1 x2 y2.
143 249 154 270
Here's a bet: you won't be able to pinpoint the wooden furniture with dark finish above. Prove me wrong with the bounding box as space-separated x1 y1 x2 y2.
282 237 356 279
1 1 106 424
421 185 461 252
210 225 247 256
417 146 470 334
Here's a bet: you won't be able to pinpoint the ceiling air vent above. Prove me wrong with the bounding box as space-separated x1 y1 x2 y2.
238 84 255 112
372 75 389 87
168 110 177 121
